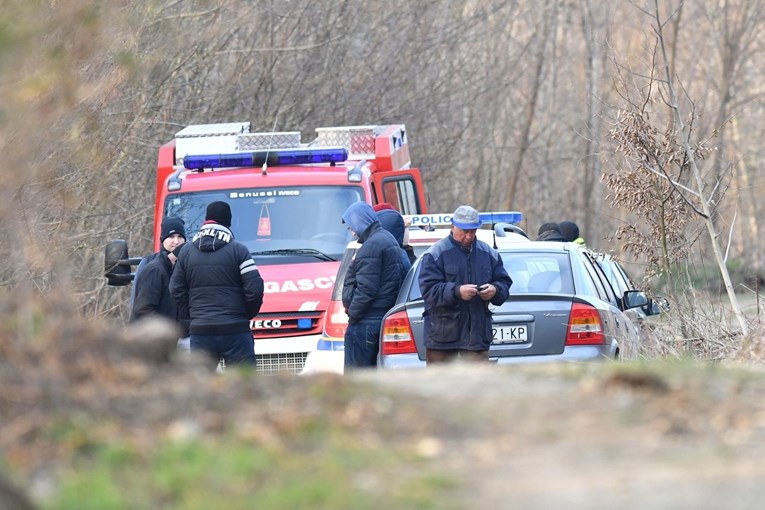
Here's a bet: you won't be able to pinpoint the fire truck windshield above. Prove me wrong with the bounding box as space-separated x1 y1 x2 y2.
164 186 363 264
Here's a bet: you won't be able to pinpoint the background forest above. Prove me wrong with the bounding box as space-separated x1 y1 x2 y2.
3 2 765 507
1 0 764 340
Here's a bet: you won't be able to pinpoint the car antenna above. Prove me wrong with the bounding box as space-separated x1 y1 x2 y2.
491 211 498 249
262 115 279 175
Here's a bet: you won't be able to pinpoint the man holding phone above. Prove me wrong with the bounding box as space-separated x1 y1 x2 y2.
418 205 513 364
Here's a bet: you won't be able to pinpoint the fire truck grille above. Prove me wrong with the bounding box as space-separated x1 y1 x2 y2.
255 352 308 375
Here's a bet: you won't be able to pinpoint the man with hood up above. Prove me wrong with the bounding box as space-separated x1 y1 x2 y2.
341 201 405 369
373 203 414 276
170 201 264 370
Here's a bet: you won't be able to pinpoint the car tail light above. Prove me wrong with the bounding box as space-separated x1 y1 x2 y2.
381 311 417 355
323 299 349 339
565 303 605 345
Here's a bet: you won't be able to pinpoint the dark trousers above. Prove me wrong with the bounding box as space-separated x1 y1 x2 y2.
344 318 382 370
426 348 489 365
190 332 256 371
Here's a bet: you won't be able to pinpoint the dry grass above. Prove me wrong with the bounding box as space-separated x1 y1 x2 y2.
623 288 765 363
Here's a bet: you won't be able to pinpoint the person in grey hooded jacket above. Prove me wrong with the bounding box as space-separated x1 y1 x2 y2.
341 201 404 369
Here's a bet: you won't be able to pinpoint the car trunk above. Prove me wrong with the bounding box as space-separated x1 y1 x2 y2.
406 293 575 361
488 295 574 357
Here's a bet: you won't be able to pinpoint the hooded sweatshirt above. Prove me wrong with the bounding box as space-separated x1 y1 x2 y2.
169 222 265 335
341 202 405 323
375 208 413 275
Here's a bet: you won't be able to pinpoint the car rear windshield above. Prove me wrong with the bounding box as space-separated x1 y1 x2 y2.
501 252 573 294
407 251 574 300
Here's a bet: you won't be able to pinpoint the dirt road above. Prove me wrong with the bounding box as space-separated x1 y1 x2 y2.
3 326 764 509
357 362 765 509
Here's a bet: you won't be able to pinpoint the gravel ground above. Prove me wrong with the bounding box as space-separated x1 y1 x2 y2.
355 362 765 509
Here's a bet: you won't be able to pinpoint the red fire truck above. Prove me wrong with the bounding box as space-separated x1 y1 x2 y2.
105 122 427 373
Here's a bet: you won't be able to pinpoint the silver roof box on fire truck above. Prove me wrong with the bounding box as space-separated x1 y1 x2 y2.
315 125 406 160
173 122 409 167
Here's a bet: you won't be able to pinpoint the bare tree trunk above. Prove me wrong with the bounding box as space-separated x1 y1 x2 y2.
580 0 608 244
502 0 556 212
729 117 762 272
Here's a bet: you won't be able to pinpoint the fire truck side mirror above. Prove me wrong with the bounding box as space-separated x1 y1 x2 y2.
104 239 140 286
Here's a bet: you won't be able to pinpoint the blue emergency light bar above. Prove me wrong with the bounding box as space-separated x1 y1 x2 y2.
405 211 523 228
183 147 349 170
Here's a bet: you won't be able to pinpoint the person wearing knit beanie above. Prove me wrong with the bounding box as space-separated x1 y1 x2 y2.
170 198 264 370
159 216 187 256
161 217 186 244
130 216 188 334
206 201 232 228
559 220 586 245
536 222 566 242
373 203 396 212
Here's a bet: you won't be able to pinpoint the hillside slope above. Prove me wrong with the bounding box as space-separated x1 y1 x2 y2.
1 320 763 509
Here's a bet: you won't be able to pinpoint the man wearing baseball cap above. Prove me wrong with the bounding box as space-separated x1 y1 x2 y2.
418 205 513 364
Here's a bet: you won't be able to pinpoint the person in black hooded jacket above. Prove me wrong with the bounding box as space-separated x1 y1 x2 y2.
373 203 414 275
170 201 264 369
341 201 404 369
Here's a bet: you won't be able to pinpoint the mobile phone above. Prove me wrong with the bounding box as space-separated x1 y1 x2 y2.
479 284 489 291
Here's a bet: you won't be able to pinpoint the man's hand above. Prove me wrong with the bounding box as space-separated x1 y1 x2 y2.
477 283 496 301
458 284 478 300
459 284 497 301
459 284 480 300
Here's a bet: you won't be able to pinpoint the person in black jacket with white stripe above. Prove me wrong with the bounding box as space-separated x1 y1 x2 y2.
170 201 264 370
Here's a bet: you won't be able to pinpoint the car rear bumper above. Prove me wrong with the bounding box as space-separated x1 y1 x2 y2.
379 344 618 369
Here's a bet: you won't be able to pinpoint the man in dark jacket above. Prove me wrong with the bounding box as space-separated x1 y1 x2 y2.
559 220 586 246
418 205 513 364
536 222 567 242
341 201 404 369
130 216 189 337
170 201 264 369
373 203 414 275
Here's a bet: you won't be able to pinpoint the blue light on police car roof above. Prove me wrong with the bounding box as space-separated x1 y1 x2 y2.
405 211 523 228
183 147 349 170
297 318 312 329
478 212 523 224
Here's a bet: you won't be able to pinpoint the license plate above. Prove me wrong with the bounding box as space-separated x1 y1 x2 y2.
492 325 528 344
